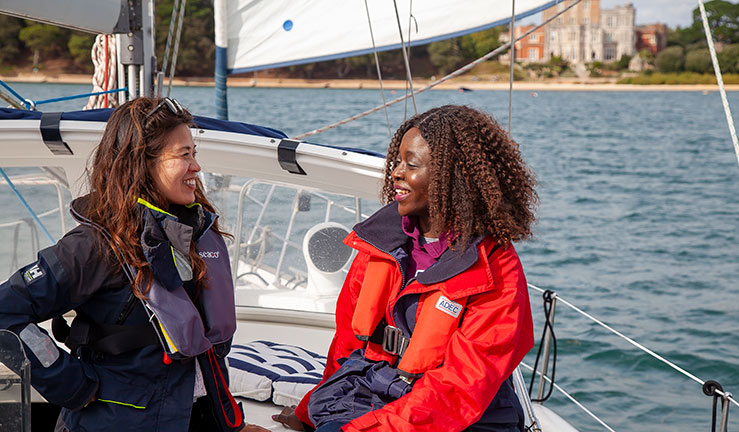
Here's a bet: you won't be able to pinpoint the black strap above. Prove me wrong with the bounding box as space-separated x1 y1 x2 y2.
40 112 73 155
61 315 158 356
277 139 306 175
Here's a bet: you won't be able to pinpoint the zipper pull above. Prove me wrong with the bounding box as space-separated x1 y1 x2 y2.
162 352 172 365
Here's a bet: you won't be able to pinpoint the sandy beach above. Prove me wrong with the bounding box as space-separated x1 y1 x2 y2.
2 72 737 92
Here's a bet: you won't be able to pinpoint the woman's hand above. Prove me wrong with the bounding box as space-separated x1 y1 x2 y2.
272 405 305 430
239 423 271 432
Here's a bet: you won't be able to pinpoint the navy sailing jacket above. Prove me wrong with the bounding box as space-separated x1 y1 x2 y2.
0 196 243 432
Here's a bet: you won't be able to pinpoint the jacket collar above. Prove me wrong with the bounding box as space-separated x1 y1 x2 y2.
352 202 488 285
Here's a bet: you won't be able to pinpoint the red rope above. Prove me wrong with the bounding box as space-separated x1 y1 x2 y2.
207 348 243 428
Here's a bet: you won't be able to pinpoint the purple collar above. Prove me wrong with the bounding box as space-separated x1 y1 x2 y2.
401 216 449 259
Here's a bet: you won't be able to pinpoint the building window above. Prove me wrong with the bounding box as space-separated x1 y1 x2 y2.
528 48 538 60
584 17 589 25
569 31 576 41
584 0 589 8
530 34 539 42
551 33 557 41
571 47 577 61
607 17 613 27
569 17 576 24
605 46 616 60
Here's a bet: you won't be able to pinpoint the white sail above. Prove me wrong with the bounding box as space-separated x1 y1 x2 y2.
225 0 561 73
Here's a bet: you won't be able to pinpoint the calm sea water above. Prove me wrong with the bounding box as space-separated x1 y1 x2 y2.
3 83 739 431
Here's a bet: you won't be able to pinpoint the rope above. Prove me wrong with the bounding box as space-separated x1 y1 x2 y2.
167 0 188 97
293 0 582 140
0 88 25 109
37 88 127 106
697 0 739 169
508 0 516 134
528 289 557 402
519 361 616 432
85 34 119 110
0 168 54 244
526 283 739 409
0 79 29 108
392 0 418 116
363 0 393 139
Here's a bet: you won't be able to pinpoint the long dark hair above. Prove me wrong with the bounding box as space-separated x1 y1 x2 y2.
382 105 538 248
86 97 227 298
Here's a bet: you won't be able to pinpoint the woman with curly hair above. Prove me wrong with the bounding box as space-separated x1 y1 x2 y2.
0 97 268 432
274 105 538 432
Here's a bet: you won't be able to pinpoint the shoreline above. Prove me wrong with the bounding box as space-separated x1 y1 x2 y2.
3 73 738 92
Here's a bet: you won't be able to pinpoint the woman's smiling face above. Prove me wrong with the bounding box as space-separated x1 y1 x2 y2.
391 127 438 237
151 123 201 207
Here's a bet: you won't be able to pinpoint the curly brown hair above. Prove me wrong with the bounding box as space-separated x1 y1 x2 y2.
86 97 228 298
381 105 537 248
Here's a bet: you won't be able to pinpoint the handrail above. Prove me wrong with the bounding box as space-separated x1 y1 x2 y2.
527 283 739 410
519 361 616 432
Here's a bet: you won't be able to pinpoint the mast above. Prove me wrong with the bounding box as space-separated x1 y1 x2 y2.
214 0 229 120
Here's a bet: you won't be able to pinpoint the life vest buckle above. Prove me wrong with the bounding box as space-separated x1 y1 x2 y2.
382 325 410 356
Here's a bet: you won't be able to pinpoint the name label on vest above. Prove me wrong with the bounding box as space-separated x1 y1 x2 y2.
198 251 220 259
435 295 462 318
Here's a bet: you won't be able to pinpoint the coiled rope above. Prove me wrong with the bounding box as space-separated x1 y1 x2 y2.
85 34 118 110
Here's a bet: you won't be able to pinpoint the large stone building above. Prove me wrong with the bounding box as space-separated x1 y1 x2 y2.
540 0 635 63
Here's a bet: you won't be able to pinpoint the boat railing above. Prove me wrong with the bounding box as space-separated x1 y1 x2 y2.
228 178 372 289
0 173 68 278
526 283 735 432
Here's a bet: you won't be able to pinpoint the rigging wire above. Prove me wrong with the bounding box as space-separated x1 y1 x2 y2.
0 168 54 244
392 0 418 116
519 361 616 432
363 0 393 139
293 0 583 140
403 1 418 120
508 0 516 134
527 283 739 410
167 0 188 97
697 0 739 169
161 0 182 91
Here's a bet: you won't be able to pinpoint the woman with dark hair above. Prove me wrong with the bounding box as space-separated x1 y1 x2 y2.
0 97 267 432
274 105 538 432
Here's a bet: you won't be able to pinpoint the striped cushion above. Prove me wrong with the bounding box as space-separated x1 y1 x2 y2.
227 341 326 406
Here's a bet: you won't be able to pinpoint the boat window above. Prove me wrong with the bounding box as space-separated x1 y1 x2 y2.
0 167 73 281
204 173 380 315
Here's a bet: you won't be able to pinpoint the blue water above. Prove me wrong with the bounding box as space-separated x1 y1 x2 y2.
3 83 739 431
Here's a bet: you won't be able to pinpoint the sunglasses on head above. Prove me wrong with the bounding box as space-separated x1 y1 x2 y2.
145 97 184 120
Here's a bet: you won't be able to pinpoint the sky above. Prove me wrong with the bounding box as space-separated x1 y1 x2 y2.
520 0 720 28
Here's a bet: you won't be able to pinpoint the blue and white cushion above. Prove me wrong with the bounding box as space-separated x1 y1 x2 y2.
227 341 326 406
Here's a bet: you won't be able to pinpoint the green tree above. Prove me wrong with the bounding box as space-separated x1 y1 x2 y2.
616 54 632 70
0 16 24 65
428 39 465 75
155 0 215 77
656 46 685 72
718 43 739 73
18 22 68 58
684 49 713 73
691 0 739 44
68 33 95 71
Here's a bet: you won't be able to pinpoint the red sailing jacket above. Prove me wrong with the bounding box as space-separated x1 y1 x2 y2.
296 204 534 432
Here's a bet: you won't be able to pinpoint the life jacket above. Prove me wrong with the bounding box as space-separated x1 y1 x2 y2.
55 198 236 361
350 243 495 380
131 198 236 360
